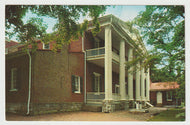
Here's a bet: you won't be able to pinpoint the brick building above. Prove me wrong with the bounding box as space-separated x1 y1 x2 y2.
6 14 151 115
150 82 181 106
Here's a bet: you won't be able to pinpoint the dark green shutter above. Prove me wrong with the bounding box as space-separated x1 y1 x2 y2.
71 75 75 93
80 77 83 93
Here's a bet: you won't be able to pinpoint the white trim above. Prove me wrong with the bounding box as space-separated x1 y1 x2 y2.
157 91 163 104
43 43 50 49
74 75 81 94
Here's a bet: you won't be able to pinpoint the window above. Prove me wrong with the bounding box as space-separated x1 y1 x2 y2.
115 84 120 94
43 43 50 49
10 68 18 91
166 91 172 101
71 75 82 93
93 72 101 93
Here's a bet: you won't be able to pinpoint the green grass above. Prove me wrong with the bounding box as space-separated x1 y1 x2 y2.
148 108 185 121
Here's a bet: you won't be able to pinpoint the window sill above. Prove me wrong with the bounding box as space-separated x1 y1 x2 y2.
167 99 172 101
74 91 81 94
9 89 18 92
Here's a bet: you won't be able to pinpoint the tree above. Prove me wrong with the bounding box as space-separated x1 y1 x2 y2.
134 6 185 100
5 5 108 50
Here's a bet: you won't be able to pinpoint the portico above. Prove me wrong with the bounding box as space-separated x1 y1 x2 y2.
85 14 150 112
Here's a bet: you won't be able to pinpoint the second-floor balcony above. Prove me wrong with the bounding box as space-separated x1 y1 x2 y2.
86 47 105 60
86 47 123 64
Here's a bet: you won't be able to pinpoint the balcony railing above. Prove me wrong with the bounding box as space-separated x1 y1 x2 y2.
86 47 105 57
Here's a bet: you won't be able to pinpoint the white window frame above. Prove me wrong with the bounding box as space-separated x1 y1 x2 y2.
74 75 81 93
166 91 172 101
43 43 50 49
10 68 18 91
93 72 101 94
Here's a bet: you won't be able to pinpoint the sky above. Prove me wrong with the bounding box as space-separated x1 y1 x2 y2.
20 5 145 40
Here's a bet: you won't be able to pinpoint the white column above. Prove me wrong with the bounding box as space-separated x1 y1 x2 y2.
141 67 145 101
135 61 141 101
105 25 112 100
146 68 150 101
128 47 133 100
119 39 126 100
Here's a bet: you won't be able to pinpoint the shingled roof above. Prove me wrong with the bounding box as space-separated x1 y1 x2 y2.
150 82 179 91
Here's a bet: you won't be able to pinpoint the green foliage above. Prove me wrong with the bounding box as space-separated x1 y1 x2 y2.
134 6 185 100
148 108 185 121
5 5 107 51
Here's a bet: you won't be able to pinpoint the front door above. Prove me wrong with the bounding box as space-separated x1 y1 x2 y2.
157 91 163 104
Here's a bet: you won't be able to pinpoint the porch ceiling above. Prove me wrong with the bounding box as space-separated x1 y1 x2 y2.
87 58 129 77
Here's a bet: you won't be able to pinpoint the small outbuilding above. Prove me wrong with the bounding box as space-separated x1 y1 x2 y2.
150 82 181 107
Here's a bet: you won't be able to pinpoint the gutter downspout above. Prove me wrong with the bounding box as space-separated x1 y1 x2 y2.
82 33 87 104
26 49 32 115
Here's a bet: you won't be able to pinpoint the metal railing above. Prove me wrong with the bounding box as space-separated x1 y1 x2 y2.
86 47 105 57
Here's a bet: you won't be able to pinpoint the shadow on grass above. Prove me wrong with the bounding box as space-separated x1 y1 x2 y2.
148 108 185 121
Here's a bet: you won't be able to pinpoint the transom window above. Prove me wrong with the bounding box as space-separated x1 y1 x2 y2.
10 68 18 91
43 43 50 49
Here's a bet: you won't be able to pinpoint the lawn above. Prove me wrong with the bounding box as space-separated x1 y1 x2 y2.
148 108 185 121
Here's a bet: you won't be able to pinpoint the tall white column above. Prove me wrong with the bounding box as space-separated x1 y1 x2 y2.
128 48 133 101
141 67 145 101
135 61 141 101
146 68 150 101
119 39 126 100
105 25 112 100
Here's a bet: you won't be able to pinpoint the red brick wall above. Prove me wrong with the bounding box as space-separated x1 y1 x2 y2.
69 37 83 52
150 90 180 106
6 54 29 103
150 91 157 105
32 45 84 104
84 32 94 50
18 41 56 51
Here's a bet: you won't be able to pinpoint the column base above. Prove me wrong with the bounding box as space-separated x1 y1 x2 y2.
120 100 129 110
102 100 114 113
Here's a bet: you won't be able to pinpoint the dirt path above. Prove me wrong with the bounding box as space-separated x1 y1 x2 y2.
6 110 155 121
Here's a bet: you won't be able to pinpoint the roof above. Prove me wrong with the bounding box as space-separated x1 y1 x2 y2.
6 40 19 48
150 82 179 91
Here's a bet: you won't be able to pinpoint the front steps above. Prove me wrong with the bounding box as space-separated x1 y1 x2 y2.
129 108 149 113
